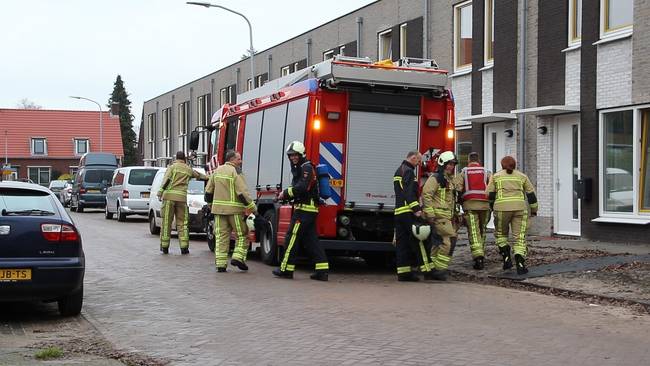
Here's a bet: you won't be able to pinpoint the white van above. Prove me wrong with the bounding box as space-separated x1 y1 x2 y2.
105 167 160 221
147 168 211 250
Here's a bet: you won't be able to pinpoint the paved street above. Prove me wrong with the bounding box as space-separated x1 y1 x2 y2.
4 210 650 365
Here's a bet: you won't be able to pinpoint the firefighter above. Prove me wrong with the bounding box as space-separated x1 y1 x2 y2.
204 150 256 272
455 152 491 270
487 156 538 275
157 151 207 254
393 150 433 282
422 151 459 281
272 141 329 281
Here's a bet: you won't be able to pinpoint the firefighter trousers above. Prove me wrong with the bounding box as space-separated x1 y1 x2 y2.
429 217 457 271
214 214 248 269
494 210 529 258
464 210 491 259
279 210 329 273
160 200 189 249
395 214 432 275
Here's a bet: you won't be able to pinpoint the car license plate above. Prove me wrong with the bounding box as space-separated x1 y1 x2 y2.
0 269 32 282
141 192 150 198
88 189 100 193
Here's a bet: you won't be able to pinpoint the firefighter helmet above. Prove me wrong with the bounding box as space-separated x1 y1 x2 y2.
246 214 256 232
286 141 306 157
437 151 458 166
412 223 432 241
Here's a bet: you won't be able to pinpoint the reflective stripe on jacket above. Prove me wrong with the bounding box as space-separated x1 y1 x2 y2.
487 169 537 212
422 173 455 220
393 160 421 215
205 162 256 215
159 160 206 202
282 159 319 214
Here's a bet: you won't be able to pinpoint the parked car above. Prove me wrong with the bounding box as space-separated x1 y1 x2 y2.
59 181 73 207
70 167 115 212
0 181 85 316
105 167 160 222
148 168 212 250
48 180 67 194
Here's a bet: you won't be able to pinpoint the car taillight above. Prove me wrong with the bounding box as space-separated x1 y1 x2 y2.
79 187 86 194
122 190 129 198
41 224 79 242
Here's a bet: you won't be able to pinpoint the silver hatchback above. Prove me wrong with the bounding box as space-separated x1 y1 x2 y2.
105 167 160 221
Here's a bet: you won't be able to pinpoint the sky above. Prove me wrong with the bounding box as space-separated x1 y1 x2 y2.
0 0 376 134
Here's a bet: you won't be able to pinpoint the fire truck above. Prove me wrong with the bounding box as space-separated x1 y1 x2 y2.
191 55 455 266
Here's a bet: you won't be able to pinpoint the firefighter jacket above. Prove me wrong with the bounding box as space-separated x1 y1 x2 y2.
487 169 538 213
205 162 256 215
282 158 319 213
159 160 207 202
455 163 491 211
393 160 422 216
422 172 457 220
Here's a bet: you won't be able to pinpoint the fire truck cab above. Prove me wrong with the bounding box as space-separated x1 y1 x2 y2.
198 55 455 266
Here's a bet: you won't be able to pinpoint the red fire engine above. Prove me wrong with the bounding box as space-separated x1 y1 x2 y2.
192 55 455 266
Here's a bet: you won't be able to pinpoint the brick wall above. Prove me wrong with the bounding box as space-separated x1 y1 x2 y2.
535 116 554 235
7 158 80 183
596 38 633 109
452 74 473 126
481 69 493 115
565 49 581 105
537 0 566 106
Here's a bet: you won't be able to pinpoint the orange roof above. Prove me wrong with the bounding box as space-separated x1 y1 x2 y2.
0 108 124 158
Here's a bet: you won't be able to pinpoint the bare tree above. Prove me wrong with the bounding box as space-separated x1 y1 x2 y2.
16 98 42 109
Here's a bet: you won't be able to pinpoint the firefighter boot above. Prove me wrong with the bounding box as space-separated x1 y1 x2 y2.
160 245 169 254
181 248 189 255
515 254 529 275
473 256 485 270
231 259 248 271
216 267 227 273
272 268 293 279
397 272 420 282
425 269 448 281
499 245 513 270
310 272 329 281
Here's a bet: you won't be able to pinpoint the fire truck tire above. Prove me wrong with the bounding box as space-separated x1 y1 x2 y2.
362 252 394 269
260 210 279 265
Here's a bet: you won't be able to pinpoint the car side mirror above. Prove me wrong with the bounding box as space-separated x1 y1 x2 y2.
189 131 200 151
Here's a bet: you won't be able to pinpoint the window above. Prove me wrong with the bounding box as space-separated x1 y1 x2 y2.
31 138 47 156
281 66 291 76
323 50 335 61
378 29 392 61
220 88 228 106
197 94 211 154
113 171 125 185
162 107 171 158
128 169 158 185
74 139 89 155
601 0 633 37
569 0 582 45
178 101 189 153
399 23 408 59
147 113 156 159
454 1 473 71
28 166 51 186
256 75 263 87
69 166 78 177
247 79 253 91
293 62 300 72
640 111 650 211
339 45 346 56
485 0 494 64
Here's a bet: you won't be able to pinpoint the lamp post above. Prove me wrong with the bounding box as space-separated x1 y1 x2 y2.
70 96 103 152
187 1 255 90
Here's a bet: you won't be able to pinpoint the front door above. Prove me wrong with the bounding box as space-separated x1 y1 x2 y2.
484 122 506 174
555 115 580 235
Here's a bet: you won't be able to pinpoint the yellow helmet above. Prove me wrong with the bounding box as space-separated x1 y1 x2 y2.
286 141 306 157
437 151 458 166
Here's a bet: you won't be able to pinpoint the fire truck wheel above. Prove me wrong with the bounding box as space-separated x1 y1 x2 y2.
260 210 279 266
362 252 394 269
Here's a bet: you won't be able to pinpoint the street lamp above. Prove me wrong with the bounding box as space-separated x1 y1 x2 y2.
187 1 255 90
70 96 103 152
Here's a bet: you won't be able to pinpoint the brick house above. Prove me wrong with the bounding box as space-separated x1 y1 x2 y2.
0 109 124 186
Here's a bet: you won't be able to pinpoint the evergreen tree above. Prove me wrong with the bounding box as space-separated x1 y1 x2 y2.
108 75 137 166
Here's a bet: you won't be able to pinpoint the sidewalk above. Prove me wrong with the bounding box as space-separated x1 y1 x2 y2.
448 231 650 310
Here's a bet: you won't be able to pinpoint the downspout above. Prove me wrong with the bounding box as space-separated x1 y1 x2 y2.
267 54 273 80
424 0 429 59
356 17 363 57
518 0 527 172
306 38 312 66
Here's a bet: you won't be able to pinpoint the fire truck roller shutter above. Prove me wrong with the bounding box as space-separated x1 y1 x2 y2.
258 103 288 189
281 97 309 189
346 111 419 209
242 111 263 198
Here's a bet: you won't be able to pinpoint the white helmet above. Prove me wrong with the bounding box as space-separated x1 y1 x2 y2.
412 223 431 241
286 141 306 157
246 214 256 232
437 151 458 166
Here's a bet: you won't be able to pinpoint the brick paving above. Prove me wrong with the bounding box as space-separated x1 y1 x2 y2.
5 211 650 366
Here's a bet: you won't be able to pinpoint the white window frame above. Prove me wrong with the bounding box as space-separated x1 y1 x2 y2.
256 75 263 87
339 45 346 56
399 23 408 59
568 0 582 46
69 166 78 176
247 78 253 91
484 0 494 65
281 66 291 76
27 166 51 186
453 0 473 73
147 113 156 160
378 29 393 61
600 0 633 40
30 137 47 156
598 105 650 221
74 138 89 155
220 88 228 106
323 50 335 61
162 107 171 158
178 102 188 153
293 62 300 72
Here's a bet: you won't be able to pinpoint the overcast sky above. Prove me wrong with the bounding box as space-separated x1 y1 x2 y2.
0 0 375 133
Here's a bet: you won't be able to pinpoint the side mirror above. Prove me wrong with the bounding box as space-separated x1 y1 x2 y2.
189 131 200 151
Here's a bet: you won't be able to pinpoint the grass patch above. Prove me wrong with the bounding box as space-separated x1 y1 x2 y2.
34 346 64 360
